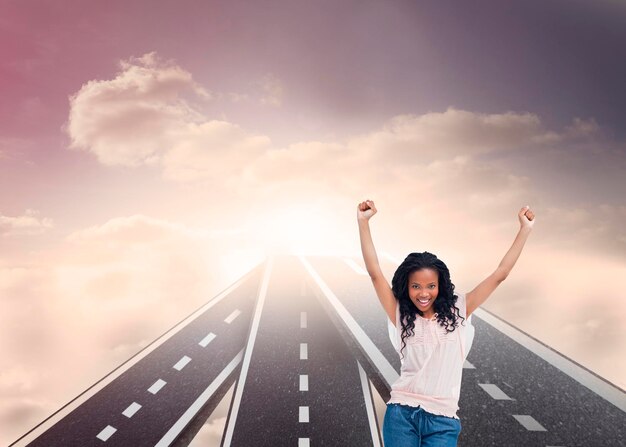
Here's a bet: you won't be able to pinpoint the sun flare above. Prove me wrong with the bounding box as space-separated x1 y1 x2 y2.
251 206 348 256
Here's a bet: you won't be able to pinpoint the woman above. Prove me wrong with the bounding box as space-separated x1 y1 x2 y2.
357 199 535 447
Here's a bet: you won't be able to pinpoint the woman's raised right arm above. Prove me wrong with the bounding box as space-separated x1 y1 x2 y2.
357 200 397 325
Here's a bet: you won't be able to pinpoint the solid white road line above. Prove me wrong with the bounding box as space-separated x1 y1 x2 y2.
122 402 141 418
298 438 310 447
358 361 382 447
463 360 475 369
478 383 514 400
300 343 308 360
173 356 191 371
224 309 242 324
299 375 309 392
299 256 399 387
148 379 167 395
342 257 368 275
301 311 308 328
154 350 244 447
199 332 216 347
221 257 274 447
512 414 547 431
299 406 310 423
96 425 116 441
474 307 626 412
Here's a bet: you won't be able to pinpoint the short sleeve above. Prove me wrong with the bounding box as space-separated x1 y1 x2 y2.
387 300 401 352
457 291 475 360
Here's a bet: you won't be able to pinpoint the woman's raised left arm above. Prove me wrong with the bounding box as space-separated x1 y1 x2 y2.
466 206 535 317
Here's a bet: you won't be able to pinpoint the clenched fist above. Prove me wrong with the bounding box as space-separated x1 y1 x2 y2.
357 199 377 221
519 205 536 230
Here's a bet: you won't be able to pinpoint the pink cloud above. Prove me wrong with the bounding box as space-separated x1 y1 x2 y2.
0 209 53 237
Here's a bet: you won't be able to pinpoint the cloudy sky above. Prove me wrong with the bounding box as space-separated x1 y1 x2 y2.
1 0 625 444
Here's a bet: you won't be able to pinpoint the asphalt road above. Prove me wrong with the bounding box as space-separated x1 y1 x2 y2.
303 255 625 447
23 265 263 447
16 255 625 447
222 256 380 447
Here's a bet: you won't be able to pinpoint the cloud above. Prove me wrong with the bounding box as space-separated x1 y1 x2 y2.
248 140 352 191
66 52 272 186
241 109 598 202
0 137 41 163
0 397 48 444
65 54 624 263
67 52 210 166
66 53 599 197
347 108 556 162
0 209 53 237
189 416 227 446
0 214 262 445
565 117 600 138
228 92 250 103
66 214 207 247
162 121 271 183
1 214 223 368
536 203 626 259
257 73 284 107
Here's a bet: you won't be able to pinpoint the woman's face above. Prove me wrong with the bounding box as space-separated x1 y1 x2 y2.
407 268 439 316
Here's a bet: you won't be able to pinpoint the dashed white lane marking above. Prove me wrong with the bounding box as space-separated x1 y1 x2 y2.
299 406 310 423
148 379 167 395
155 349 244 447
299 375 309 391
512 414 547 431
224 309 241 324
299 256 399 388
301 312 308 329
122 402 141 418
221 258 273 447
478 383 514 400
300 343 308 360
342 257 368 275
298 438 310 446
96 425 116 441
173 355 191 371
463 360 475 369
199 332 216 347
358 361 382 447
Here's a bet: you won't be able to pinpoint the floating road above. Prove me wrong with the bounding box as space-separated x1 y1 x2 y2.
222 256 381 447
14 265 264 447
11 255 625 447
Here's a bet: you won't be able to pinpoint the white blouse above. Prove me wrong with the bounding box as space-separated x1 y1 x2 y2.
387 291 475 419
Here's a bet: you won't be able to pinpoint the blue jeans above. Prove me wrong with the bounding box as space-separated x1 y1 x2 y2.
383 403 462 447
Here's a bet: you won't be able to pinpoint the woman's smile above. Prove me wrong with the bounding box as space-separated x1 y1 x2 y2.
408 268 440 316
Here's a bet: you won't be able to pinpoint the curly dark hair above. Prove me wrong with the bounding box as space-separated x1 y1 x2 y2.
391 251 466 360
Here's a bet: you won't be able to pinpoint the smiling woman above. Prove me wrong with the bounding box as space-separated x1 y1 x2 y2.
357 198 534 447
